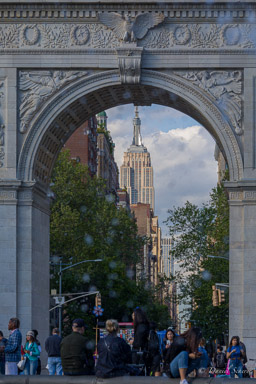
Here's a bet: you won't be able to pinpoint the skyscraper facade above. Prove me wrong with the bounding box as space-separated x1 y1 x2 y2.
120 107 155 211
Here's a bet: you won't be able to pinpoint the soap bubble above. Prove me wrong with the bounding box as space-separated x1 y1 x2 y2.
84 234 93 246
202 270 212 281
109 261 116 269
80 304 88 312
82 273 90 283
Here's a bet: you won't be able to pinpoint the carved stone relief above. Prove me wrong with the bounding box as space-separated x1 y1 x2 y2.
174 70 243 135
116 47 143 84
0 22 254 50
0 82 5 168
18 70 88 133
142 23 254 49
98 12 165 43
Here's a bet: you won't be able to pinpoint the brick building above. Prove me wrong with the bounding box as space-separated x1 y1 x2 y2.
96 111 119 194
64 117 98 176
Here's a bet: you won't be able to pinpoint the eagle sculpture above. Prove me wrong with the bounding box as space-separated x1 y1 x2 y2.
98 12 165 42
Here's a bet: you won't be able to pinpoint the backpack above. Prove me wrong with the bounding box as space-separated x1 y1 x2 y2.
148 330 159 354
216 352 226 368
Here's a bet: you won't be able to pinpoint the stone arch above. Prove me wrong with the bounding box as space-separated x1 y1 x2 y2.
18 69 243 184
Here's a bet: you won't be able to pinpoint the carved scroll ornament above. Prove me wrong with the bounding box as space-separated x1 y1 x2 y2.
116 47 143 84
18 70 88 133
175 70 243 135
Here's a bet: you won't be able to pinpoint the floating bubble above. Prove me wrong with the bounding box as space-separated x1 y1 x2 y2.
84 234 94 246
80 304 88 312
109 290 117 298
107 280 114 288
79 96 87 105
109 273 118 280
111 218 119 226
86 340 95 350
106 237 113 245
89 285 97 292
80 205 87 213
194 280 202 288
109 261 116 269
202 270 212 281
122 315 129 322
51 255 61 264
82 273 90 283
123 91 131 99
126 300 134 308
105 194 115 203
126 269 134 279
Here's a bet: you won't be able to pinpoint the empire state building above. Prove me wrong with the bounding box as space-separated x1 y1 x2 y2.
120 107 155 211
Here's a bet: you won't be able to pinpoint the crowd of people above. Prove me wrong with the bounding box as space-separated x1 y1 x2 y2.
0 310 249 381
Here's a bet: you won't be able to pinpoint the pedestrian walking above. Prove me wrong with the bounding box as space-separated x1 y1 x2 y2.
45 328 62 375
23 330 40 375
147 322 161 376
0 331 7 375
226 336 245 378
130 308 149 365
96 319 132 378
32 330 41 375
60 319 94 376
214 345 227 376
1 318 22 375
164 327 208 384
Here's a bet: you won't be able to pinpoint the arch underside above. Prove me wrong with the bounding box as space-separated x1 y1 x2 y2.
18 70 243 185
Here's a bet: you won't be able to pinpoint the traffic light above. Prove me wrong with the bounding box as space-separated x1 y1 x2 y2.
218 289 225 304
95 293 101 307
212 285 219 306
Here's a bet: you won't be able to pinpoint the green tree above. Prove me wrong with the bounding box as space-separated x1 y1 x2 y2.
165 182 229 340
50 150 170 334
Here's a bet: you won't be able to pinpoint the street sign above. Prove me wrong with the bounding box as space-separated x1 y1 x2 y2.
53 296 65 305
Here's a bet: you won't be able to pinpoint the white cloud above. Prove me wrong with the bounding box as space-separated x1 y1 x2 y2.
108 108 218 235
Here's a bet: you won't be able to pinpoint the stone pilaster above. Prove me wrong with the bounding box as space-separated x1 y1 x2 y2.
0 181 50 362
226 181 256 361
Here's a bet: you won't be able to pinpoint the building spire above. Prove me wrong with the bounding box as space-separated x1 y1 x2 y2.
132 106 142 146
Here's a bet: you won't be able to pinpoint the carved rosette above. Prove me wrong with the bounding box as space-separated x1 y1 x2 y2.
18 70 88 134
174 70 243 136
116 47 143 84
21 25 40 46
70 25 90 46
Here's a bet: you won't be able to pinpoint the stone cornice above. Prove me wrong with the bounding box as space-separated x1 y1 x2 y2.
0 4 255 21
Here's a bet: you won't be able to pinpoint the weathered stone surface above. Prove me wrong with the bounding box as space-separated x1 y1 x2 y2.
0 0 256 365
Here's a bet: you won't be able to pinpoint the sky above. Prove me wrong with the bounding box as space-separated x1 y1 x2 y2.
105 104 218 236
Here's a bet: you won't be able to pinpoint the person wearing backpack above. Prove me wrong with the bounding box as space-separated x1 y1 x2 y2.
214 345 227 375
147 322 161 376
95 319 132 378
130 308 149 365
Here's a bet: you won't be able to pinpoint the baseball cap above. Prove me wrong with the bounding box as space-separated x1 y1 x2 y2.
26 331 35 337
72 318 86 328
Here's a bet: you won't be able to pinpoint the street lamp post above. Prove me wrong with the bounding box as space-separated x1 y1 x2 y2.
57 258 103 335
208 254 229 261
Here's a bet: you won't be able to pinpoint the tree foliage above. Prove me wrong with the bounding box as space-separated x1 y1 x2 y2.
50 150 170 335
165 182 229 340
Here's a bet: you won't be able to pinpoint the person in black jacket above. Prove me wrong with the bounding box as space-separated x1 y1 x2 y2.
95 319 132 378
164 327 208 384
60 319 94 376
131 308 149 365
